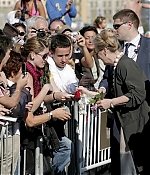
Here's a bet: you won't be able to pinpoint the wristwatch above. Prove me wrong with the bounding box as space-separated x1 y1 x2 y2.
110 99 114 108
48 112 53 120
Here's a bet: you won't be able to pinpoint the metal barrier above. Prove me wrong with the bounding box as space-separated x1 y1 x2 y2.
73 96 111 174
0 116 20 175
0 116 45 175
0 96 111 175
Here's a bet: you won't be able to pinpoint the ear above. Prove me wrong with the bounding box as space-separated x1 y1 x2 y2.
103 47 108 56
50 51 54 58
127 21 132 29
49 50 53 57
11 71 15 78
30 52 35 60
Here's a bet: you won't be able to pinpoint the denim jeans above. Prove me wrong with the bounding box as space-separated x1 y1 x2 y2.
52 136 74 175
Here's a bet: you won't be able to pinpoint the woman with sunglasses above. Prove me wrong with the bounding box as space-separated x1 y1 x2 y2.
21 36 50 98
77 31 150 174
20 36 71 174
12 22 27 44
21 36 72 115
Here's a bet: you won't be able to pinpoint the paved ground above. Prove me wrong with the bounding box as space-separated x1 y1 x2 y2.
82 164 111 175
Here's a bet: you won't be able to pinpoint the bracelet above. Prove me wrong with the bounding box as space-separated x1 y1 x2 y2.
53 92 56 101
110 99 114 108
15 89 20 93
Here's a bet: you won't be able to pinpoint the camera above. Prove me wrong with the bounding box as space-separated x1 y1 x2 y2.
37 29 46 38
20 8 28 21
71 32 78 38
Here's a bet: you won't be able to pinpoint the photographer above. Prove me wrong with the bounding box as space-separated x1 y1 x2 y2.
26 16 50 39
12 22 27 44
14 0 46 20
75 26 105 90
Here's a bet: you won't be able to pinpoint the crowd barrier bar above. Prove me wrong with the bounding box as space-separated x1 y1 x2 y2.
73 95 111 174
0 94 111 175
0 116 44 175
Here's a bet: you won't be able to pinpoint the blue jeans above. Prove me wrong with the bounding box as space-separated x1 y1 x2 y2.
52 136 74 175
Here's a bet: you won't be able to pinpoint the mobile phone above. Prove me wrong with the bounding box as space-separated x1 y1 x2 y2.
22 62 26 77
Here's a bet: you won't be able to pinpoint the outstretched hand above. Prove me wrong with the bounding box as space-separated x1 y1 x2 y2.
52 107 71 121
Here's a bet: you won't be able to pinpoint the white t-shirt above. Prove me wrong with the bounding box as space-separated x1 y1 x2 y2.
47 56 78 94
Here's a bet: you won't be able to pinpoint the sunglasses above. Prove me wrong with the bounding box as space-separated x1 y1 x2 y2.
37 53 48 60
19 32 25 36
113 22 127 30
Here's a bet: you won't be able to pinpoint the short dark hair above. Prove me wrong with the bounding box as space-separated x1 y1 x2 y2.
0 35 13 63
50 34 71 53
113 9 139 29
79 26 98 36
12 22 26 32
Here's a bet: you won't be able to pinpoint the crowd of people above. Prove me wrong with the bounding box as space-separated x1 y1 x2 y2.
0 0 150 175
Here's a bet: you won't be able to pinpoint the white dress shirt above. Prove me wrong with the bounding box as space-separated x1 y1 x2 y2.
124 34 141 62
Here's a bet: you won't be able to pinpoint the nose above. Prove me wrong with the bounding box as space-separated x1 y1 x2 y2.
62 56 68 62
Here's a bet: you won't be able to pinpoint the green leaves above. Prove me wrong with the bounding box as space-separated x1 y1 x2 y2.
89 92 104 105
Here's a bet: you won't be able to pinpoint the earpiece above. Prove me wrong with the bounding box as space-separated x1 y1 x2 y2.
134 49 138 54
134 44 140 54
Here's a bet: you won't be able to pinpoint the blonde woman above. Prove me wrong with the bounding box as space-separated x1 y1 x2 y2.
77 31 150 175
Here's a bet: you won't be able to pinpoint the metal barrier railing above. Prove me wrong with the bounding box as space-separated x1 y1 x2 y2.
0 97 111 175
0 116 45 175
72 96 111 174
0 116 20 175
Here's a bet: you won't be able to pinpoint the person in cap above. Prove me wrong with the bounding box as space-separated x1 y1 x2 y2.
56 24 73 35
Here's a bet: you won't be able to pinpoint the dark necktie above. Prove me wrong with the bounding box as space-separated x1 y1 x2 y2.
124 43 132 56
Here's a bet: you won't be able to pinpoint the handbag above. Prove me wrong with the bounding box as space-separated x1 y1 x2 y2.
43 122 60 151
42 135 54 175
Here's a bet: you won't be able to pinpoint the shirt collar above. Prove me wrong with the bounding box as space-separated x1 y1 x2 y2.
7 79 14 86
124 34 141 48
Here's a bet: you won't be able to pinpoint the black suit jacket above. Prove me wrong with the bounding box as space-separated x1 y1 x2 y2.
99 35 150 93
